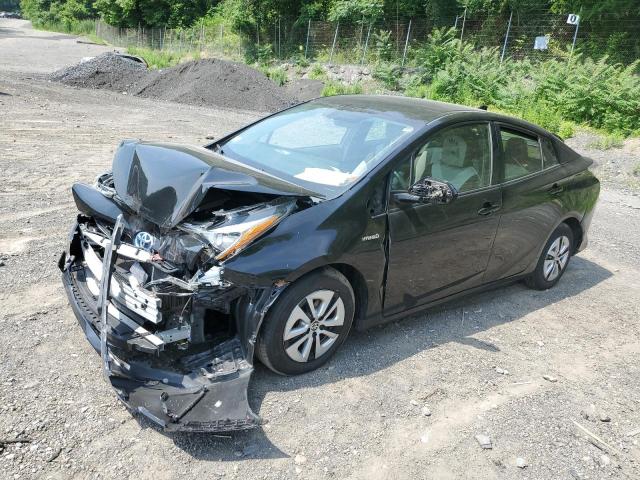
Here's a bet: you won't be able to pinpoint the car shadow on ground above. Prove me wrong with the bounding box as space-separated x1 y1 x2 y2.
146 255 611 460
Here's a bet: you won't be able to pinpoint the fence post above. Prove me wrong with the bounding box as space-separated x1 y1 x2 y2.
278 16 281 57
500 11 513 63
200 19 204 51
401 19 412 67
454 15 459 29
361 22 372 65
329 22 339 64
460 8 467 42
305 19 311 58
570 14 581 57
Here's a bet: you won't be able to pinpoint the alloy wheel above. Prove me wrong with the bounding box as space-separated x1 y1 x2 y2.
282 289 345 363
543 235 570 282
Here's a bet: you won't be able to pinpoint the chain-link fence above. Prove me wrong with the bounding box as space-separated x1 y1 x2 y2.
96 11 640 67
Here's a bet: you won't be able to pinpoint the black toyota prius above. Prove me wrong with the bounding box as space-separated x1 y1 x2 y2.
59 95 599 432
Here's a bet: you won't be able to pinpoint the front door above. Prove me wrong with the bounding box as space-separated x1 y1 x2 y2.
383 122 501 316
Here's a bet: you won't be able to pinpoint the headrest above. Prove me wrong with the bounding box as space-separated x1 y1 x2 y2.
505 137 528 161
441 134 467 168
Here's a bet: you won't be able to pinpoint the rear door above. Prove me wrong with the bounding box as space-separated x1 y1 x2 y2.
383 122 502 316
484 125 570 280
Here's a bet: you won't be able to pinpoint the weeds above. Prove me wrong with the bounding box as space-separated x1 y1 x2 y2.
126 47 184 69
308 64 327 80
262 67 288 86
321 81 363 96
587 133 625 149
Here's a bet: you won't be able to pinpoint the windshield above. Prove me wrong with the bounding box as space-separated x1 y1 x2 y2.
219 102 418 197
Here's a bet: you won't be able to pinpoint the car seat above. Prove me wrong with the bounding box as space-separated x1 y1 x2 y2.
429 134 479 191
504 137 530 179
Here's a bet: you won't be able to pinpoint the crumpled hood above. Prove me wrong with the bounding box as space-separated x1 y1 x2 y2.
112 140 316 228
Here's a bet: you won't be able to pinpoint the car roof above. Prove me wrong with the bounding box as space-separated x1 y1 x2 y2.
311 95 481 124
309 95 561 141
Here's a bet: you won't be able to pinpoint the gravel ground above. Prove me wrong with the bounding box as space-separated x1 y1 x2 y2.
1 19 640 480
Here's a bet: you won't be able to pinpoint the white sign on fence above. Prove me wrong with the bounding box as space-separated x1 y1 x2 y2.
567 14 580 25
534 36 550 50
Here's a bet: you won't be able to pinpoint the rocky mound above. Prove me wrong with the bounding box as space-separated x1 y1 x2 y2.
135 58 296 112
50 52 148 92
51 53 300 112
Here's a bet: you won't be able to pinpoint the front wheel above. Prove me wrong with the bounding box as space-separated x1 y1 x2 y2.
256 268 355 375
525 223 574 290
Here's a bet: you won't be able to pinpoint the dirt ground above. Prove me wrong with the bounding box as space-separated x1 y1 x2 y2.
1 19 640 480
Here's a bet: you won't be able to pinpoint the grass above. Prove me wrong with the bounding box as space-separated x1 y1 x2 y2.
32 19 96 36
126 47 187 69
83 34 107 45
587 133 625 150
321 81 363 96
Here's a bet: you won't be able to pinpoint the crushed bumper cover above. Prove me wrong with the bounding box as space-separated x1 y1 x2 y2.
60 217 261 433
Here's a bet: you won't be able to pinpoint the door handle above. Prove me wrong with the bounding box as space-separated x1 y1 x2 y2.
477 202 501 216
548 184 564 195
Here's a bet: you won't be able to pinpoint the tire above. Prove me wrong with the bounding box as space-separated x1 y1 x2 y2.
256 268 355 375
525 223 574 290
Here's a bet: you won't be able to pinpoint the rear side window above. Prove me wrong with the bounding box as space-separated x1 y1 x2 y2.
541 137 559 168
500 128 542 181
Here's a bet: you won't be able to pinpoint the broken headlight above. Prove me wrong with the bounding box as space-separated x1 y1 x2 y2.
182 199 296 263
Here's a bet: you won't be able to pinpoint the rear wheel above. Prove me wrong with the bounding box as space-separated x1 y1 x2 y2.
256 268 355 375
525 223 574 290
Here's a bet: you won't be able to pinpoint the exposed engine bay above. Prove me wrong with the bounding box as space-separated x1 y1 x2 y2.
59 140 316 431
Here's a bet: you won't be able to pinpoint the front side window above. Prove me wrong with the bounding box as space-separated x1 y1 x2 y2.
391 123 493 194
500 128 543 181
221 103 418 198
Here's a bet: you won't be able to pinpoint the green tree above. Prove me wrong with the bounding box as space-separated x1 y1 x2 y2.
329 0 384 22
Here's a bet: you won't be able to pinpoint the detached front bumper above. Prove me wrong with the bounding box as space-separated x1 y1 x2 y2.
59 219 261 433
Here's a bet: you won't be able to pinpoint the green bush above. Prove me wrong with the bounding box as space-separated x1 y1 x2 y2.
308 64 327 80
404 30 640 137
372 63 401 91
262 67 288 86
404 82 430 99
321 81 363 96
558 121 576 139
372 29 394 62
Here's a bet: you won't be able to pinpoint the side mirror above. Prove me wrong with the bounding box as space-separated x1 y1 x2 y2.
394 177 458 205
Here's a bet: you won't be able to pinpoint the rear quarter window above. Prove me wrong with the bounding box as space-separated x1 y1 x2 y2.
500 128 543 181
541 137 559 168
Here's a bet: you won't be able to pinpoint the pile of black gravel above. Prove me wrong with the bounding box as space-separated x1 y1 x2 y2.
51 53 301 112
136 58 297 112
50 52 148 92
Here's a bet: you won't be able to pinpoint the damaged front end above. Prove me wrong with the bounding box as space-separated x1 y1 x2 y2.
59 141 312 432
